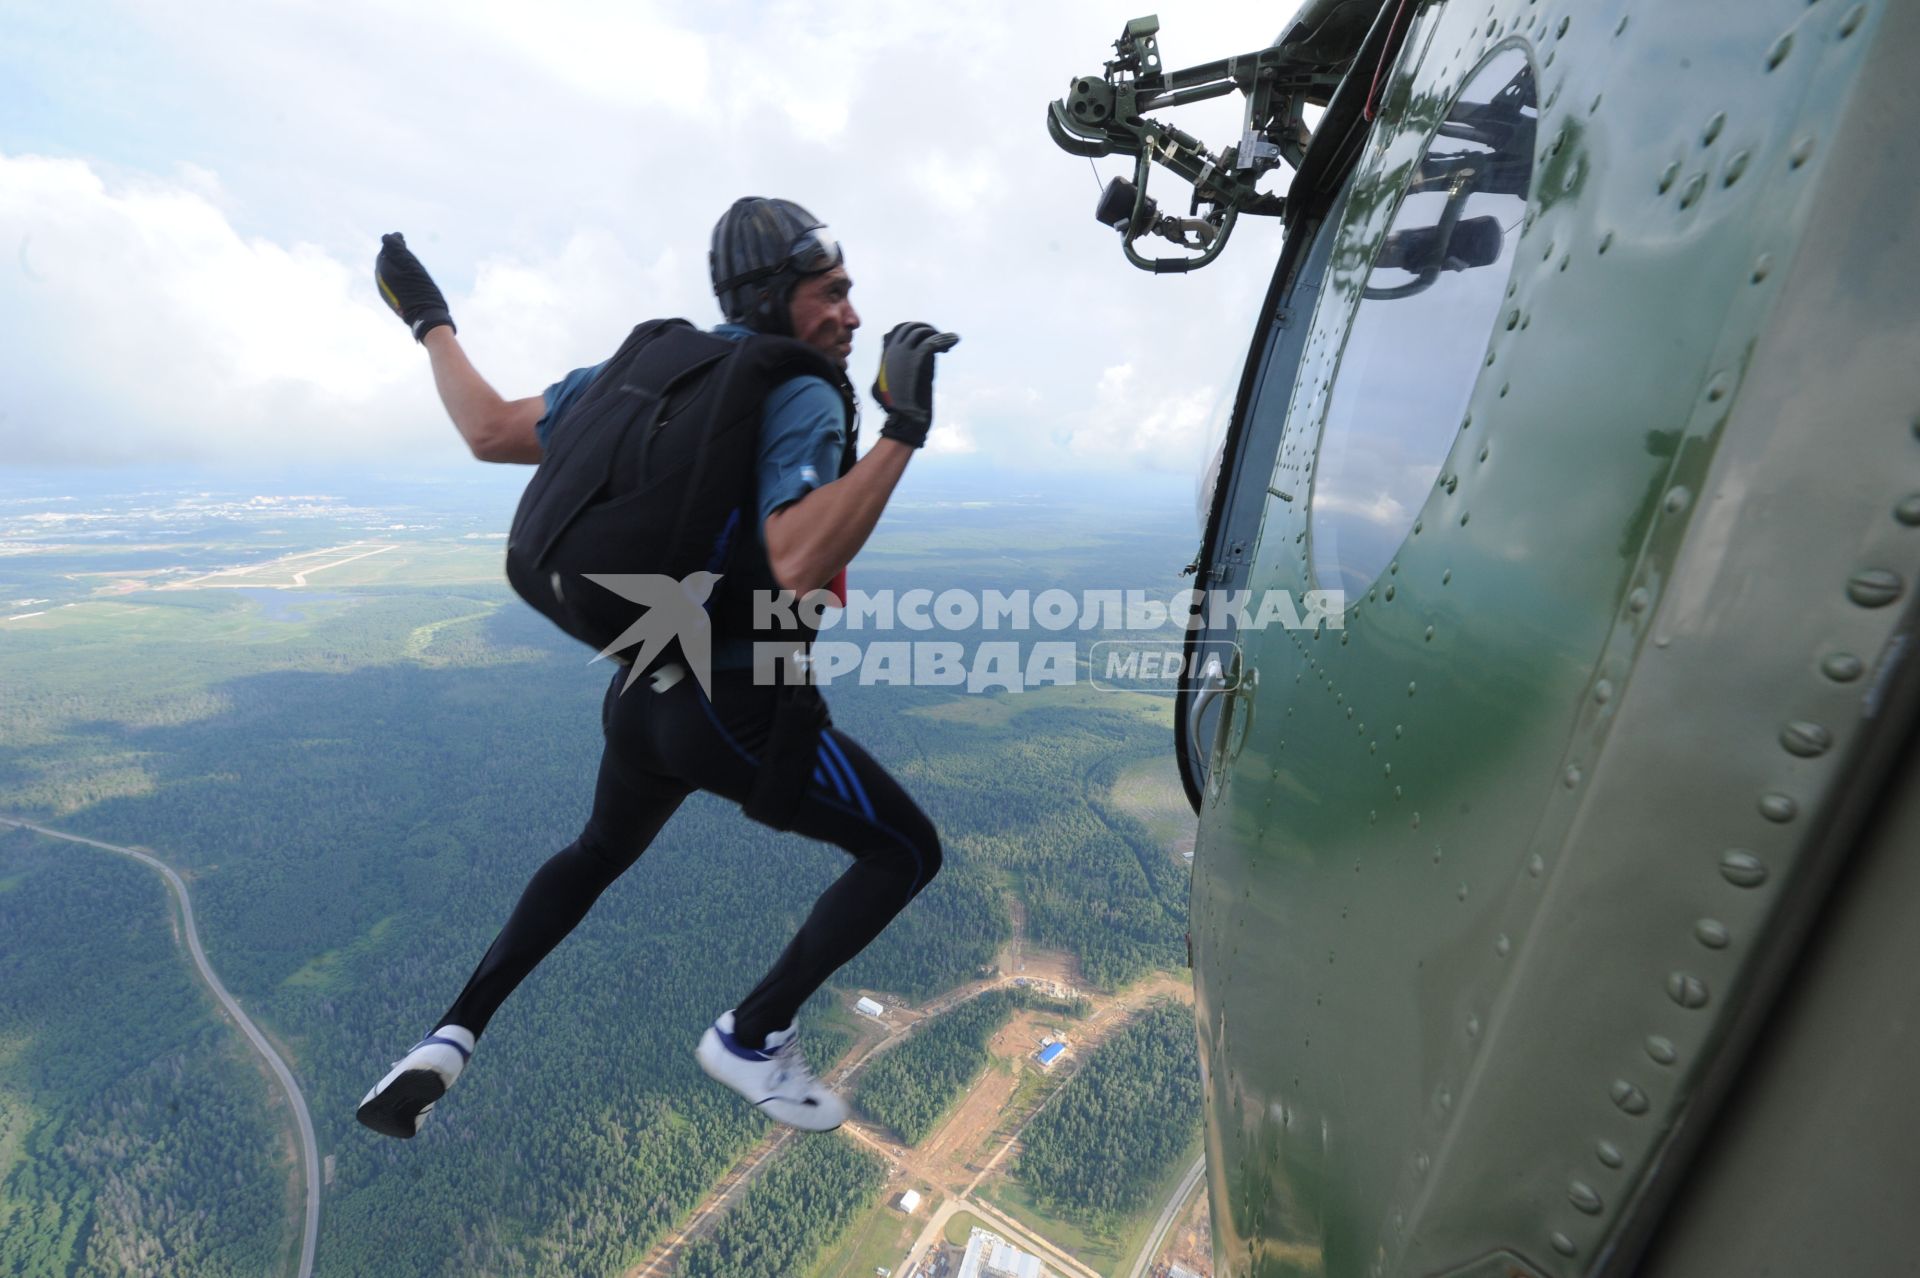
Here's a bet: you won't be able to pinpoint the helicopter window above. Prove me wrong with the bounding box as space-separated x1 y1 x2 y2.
1307 47 1537 600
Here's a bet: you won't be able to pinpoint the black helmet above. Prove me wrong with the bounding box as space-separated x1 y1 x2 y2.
709 197 845 336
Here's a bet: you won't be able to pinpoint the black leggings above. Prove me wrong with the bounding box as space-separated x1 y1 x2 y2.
438 667 942 1049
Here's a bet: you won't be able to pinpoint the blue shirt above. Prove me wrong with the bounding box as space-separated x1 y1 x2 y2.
535 323 849 669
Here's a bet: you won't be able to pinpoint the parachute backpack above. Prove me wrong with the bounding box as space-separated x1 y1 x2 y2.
503 319 856 827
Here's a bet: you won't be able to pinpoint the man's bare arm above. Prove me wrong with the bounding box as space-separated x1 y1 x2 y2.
422 328 544 464
763 438 915 594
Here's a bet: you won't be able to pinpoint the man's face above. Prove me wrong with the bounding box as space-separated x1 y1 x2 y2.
787 266 859 367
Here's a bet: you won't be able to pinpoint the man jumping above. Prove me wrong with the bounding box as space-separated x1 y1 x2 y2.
356 198 957 1137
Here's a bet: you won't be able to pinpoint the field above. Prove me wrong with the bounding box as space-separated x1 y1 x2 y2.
0 467 1202 1278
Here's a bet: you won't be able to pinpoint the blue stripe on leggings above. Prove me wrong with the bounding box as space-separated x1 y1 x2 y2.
691 688 925 892
816 745 852 802
820 734 874 822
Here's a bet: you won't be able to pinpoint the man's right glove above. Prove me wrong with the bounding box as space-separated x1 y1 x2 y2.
872 322 960 449
375 232 456 342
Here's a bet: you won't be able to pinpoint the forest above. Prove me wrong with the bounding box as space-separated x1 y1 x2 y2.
1013 1000 1202 1225
675 1136 883 1278
0 487 1197 1276
0 832 289 1277
853 987 1021 1144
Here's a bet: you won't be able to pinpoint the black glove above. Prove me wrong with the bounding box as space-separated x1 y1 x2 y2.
375 232 456 342
872 322 960 448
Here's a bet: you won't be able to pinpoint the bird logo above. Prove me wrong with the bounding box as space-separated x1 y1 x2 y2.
582 571 723 696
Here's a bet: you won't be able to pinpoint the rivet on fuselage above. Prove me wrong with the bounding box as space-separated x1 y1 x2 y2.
1847 568 1904 607
1594 679 1614 703
1664 487 1692 514
1788 134 1817 169
1723 150 1750 187
1596 1140 1625 1169
1719 850 1768 887
1751 254 1773 284
1668 972 1710 1008
1598 230 1614 254
1628 587 1651 614
1552 1232 1578 1258
1695 918 1732 948
1759 792 1798 823
1780 721 1833 757
1646 1036 1679 1065
1495 933 1512 957
1679 174 1707 209
1528 853 1545 877
1766 32 1794 71
1569 1182 1603 1215
1838 5 1866 39
1896 495 1920 526
1611 1080 1651 1115
1822 652 1864 682
1563 766 1582 788
1657 162 1680 194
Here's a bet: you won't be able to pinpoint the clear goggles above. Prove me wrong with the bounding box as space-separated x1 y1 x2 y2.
722 227 844 290
787 226 843 276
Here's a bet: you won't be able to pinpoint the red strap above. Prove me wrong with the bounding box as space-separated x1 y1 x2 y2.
826 568 847 607
1365 0 1416 122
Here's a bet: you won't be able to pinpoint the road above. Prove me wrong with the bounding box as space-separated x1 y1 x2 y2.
1124 1154 1206 1278
0 816 320 1278
629 958 1192 1278
626 978 1015 1278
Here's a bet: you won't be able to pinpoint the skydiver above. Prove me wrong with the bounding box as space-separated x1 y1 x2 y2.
356 198 957 1138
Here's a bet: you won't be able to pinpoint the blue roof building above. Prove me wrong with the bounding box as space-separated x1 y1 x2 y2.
1036 1041 1067 1068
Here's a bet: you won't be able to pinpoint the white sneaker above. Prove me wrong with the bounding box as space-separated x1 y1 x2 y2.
356 1025 474 1140
696 1011 847 1132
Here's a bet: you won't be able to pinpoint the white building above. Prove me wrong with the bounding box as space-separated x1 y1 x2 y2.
956 1227 1045 1278
897 1189 921 1214
856 996 885 1018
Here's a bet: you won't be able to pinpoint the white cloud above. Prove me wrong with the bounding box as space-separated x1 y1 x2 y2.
1058 362 1222 467
2 1 1304 474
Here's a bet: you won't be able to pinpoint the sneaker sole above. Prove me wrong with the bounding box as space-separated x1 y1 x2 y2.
356 1068 447 1140
697 1030 847 1133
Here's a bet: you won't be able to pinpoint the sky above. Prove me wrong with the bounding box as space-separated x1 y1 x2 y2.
0 1 1303 496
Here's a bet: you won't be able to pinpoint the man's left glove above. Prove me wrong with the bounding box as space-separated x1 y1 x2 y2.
872 322 961 449
375 232 456 342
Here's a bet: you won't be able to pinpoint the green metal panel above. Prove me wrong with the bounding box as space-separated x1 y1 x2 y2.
1189 0 1918 1274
